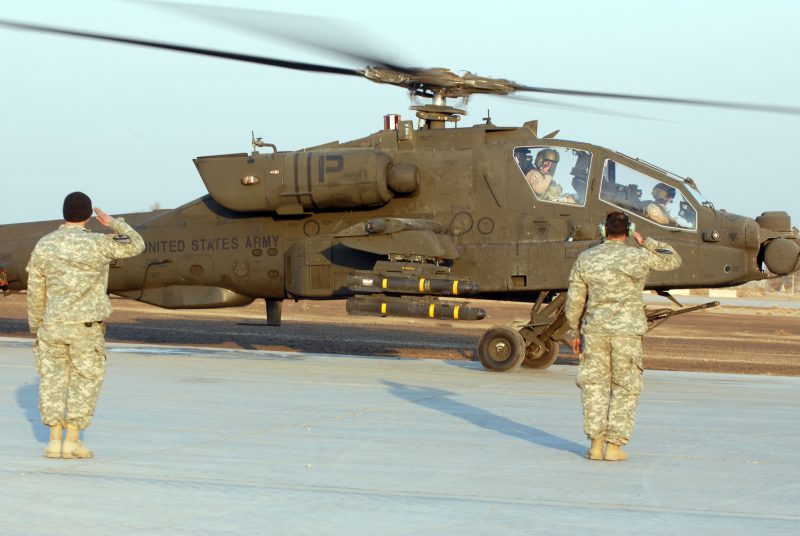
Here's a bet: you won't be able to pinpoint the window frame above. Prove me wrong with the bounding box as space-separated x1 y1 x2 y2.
599 157 698 233
513 145 592 207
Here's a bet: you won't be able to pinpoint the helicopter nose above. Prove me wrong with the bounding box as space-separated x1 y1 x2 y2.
755 211 800 275
761 237 800 275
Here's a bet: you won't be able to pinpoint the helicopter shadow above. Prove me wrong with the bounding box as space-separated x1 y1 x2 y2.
16 379 48 443
101 315 477 358
0 313 477 359
383 380 584 457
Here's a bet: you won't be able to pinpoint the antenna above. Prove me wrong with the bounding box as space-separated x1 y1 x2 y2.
251 130 277 154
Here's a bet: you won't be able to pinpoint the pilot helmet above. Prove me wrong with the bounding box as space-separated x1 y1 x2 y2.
534 148 560 172
652 183 676 203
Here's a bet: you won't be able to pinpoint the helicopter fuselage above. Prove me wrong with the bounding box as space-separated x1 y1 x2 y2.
2 121 798 324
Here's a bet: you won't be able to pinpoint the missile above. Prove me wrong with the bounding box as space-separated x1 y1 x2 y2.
346 296 486 321
347 273 479 296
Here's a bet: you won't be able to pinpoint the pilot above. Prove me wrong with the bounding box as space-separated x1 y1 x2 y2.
645 183 677 225
514 147 534 175
525 149 575 204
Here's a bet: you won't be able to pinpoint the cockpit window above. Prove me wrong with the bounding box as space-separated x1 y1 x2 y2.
683 180 711 207
601 159 696 230
514 146 591 206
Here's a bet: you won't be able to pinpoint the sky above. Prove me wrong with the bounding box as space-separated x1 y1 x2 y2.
0 0 799 225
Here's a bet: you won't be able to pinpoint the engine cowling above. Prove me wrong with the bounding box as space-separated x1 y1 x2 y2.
195 148 418 214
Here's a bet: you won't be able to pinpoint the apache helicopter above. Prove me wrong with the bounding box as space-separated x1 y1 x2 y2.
1 9 799 373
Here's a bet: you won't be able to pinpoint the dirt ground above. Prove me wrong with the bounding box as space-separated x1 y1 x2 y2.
2 293 798 376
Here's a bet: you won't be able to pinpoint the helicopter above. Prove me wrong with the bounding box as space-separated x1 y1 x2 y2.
1 6 799 373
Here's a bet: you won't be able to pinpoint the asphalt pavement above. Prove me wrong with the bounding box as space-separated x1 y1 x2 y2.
1 337 798 535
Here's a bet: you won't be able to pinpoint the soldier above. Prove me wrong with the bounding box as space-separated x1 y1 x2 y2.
644 183 677 225
565 211 681 461
27 192 145 459
525 148 575 204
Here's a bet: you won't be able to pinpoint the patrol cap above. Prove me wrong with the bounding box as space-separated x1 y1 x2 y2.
63 191 93 222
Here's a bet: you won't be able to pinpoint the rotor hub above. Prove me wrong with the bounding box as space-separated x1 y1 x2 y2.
362 66 517 100
410 104 465 127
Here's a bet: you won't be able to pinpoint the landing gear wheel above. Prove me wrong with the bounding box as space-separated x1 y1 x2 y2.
522 338 560 369
477 326 526 372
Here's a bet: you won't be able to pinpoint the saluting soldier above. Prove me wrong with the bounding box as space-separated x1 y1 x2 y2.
27 192 145 459
565 211 681 461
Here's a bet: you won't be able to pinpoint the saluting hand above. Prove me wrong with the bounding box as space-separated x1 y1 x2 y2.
632 231 646 246
94 207 113 227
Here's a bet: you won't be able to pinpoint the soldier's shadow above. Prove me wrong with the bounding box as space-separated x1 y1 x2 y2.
16 380 48 443
384 381 585 457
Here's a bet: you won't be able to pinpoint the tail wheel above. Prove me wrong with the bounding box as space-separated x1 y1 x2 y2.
522 338 560 369
477 326 526 372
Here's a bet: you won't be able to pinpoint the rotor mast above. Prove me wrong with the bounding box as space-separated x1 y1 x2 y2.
410 88 466 129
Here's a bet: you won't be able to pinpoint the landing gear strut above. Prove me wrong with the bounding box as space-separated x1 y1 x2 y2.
477 292 569 372
266 299 282 326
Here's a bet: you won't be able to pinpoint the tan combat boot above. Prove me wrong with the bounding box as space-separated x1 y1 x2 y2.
604 443 628 461
44 423 63 458
62 423 94 459
586 436 604 461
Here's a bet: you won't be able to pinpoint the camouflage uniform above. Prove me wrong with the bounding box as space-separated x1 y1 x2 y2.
27 218 144 429
565 237 681 445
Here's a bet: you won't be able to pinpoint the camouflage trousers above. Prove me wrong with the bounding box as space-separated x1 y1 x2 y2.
576 334 643 445
34 322 106 430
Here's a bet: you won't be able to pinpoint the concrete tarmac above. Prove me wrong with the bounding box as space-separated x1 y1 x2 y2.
1 337 798 535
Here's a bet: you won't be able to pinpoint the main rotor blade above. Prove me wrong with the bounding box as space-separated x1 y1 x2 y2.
0 19 360 77
150 1 409 72
513 83 800 116
4 17 796 117
505 94 663 122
